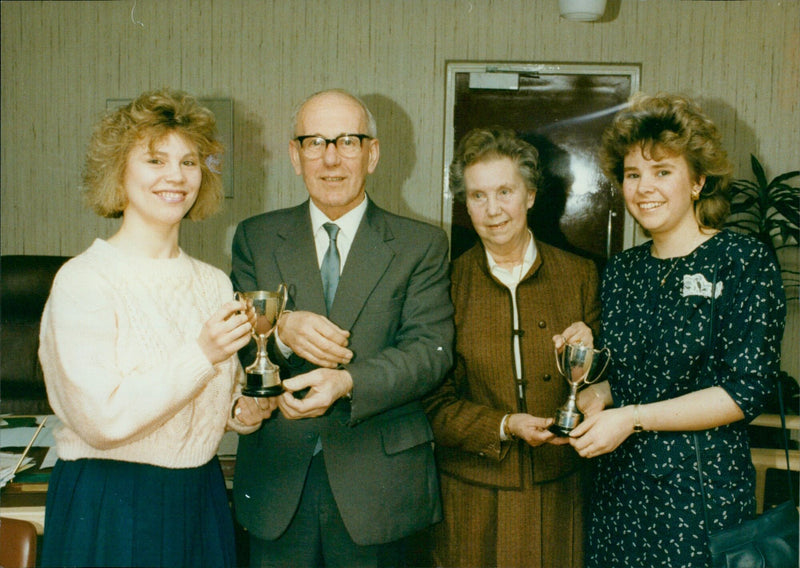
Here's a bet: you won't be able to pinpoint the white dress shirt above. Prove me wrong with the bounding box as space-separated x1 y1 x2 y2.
485 231 537 440
275 196 369 358
308 196 368 272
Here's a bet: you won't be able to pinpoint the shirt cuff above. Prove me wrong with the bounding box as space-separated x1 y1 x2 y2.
274 328 294 359
500 414 513 441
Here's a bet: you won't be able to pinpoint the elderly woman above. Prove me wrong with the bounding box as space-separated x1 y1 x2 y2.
39 88 272 567
423 127 599 568
570 93 786 567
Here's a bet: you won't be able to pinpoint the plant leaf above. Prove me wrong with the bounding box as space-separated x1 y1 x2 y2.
770 202 799 227
768 171 800 186
729 195 761 214
769 185 798 199
750 155 769 188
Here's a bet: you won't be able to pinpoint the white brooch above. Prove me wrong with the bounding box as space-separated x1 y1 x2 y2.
682 273 722 298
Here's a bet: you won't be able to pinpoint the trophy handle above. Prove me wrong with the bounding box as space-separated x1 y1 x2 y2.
277 283 288 315
233 291 251 322
584 347 611 385
265 283 288 341
554 346 565 376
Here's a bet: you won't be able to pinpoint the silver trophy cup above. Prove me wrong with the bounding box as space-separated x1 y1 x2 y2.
549 343 611 436
236 285 288 397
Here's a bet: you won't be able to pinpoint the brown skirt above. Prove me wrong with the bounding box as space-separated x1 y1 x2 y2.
429 465 585 568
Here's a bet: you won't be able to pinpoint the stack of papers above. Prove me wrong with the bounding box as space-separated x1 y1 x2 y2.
0 451 35 488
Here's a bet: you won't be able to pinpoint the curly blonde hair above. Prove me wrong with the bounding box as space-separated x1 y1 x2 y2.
599 92 732 230
83 88 224 220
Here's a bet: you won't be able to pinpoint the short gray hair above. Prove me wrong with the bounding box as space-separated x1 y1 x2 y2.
450 127 540 202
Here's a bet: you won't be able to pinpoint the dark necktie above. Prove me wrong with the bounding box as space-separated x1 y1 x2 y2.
321 223 340 314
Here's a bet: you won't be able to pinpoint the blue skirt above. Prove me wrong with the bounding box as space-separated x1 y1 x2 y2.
40 456 236 568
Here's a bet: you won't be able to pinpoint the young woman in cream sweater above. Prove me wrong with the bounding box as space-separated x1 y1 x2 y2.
39 88 273 567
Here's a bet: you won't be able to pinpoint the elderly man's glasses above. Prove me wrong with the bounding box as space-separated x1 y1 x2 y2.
294 134 372 159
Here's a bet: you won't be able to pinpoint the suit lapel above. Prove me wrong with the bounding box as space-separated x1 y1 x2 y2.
273 202 328 315
331 202 395 330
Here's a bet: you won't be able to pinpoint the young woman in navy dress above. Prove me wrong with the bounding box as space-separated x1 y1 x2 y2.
570 93 786 567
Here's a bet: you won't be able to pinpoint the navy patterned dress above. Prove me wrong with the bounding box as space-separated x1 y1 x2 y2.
587 230 786 567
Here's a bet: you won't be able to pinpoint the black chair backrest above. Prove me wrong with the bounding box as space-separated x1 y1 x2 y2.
1 255 71 415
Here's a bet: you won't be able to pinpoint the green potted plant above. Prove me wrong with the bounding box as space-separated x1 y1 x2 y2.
725 154 799 300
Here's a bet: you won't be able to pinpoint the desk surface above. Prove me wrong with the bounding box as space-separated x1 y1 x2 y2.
750 413 800 430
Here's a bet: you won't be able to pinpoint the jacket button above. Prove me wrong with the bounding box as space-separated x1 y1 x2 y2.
538 320 546 328
543 374 552 382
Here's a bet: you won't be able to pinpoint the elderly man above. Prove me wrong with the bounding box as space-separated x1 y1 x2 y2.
231 89 454 567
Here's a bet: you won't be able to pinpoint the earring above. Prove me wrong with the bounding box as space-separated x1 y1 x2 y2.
691 191 700 201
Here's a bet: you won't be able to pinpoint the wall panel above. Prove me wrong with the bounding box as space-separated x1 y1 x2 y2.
2 0 797 265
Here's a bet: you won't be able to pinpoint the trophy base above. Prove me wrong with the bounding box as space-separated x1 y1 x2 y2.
548 423 574 437
242 383 284 398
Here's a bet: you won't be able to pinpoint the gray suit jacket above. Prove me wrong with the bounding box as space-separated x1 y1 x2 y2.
231 199 454 545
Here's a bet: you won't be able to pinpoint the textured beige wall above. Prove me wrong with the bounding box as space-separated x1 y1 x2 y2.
2 0 798 373
2 0 798 264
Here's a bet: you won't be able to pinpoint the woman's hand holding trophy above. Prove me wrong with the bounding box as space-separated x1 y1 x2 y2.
197 301 255 366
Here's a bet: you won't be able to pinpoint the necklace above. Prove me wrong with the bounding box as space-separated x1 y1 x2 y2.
660 258 679 286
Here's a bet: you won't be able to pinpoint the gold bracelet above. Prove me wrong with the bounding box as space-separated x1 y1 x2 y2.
632 404 644 433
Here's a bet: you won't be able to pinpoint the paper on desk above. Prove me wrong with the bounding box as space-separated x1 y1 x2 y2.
41 447 58 469
0 415 59 448
0 452 35 488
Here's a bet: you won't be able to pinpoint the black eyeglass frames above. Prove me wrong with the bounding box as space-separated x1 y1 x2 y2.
294 134 372 158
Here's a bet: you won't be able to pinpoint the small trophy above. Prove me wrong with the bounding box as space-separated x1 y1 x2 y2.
549 343 611 437
236 285 287 397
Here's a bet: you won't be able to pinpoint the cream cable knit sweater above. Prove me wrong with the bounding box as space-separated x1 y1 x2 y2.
39 239 256 469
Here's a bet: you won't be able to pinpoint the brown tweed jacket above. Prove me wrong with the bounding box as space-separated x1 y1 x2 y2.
424 239 600 487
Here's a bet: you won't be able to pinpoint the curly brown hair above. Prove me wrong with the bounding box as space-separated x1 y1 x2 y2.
83 88 224 220
449 127 540 202
599 92 732 230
